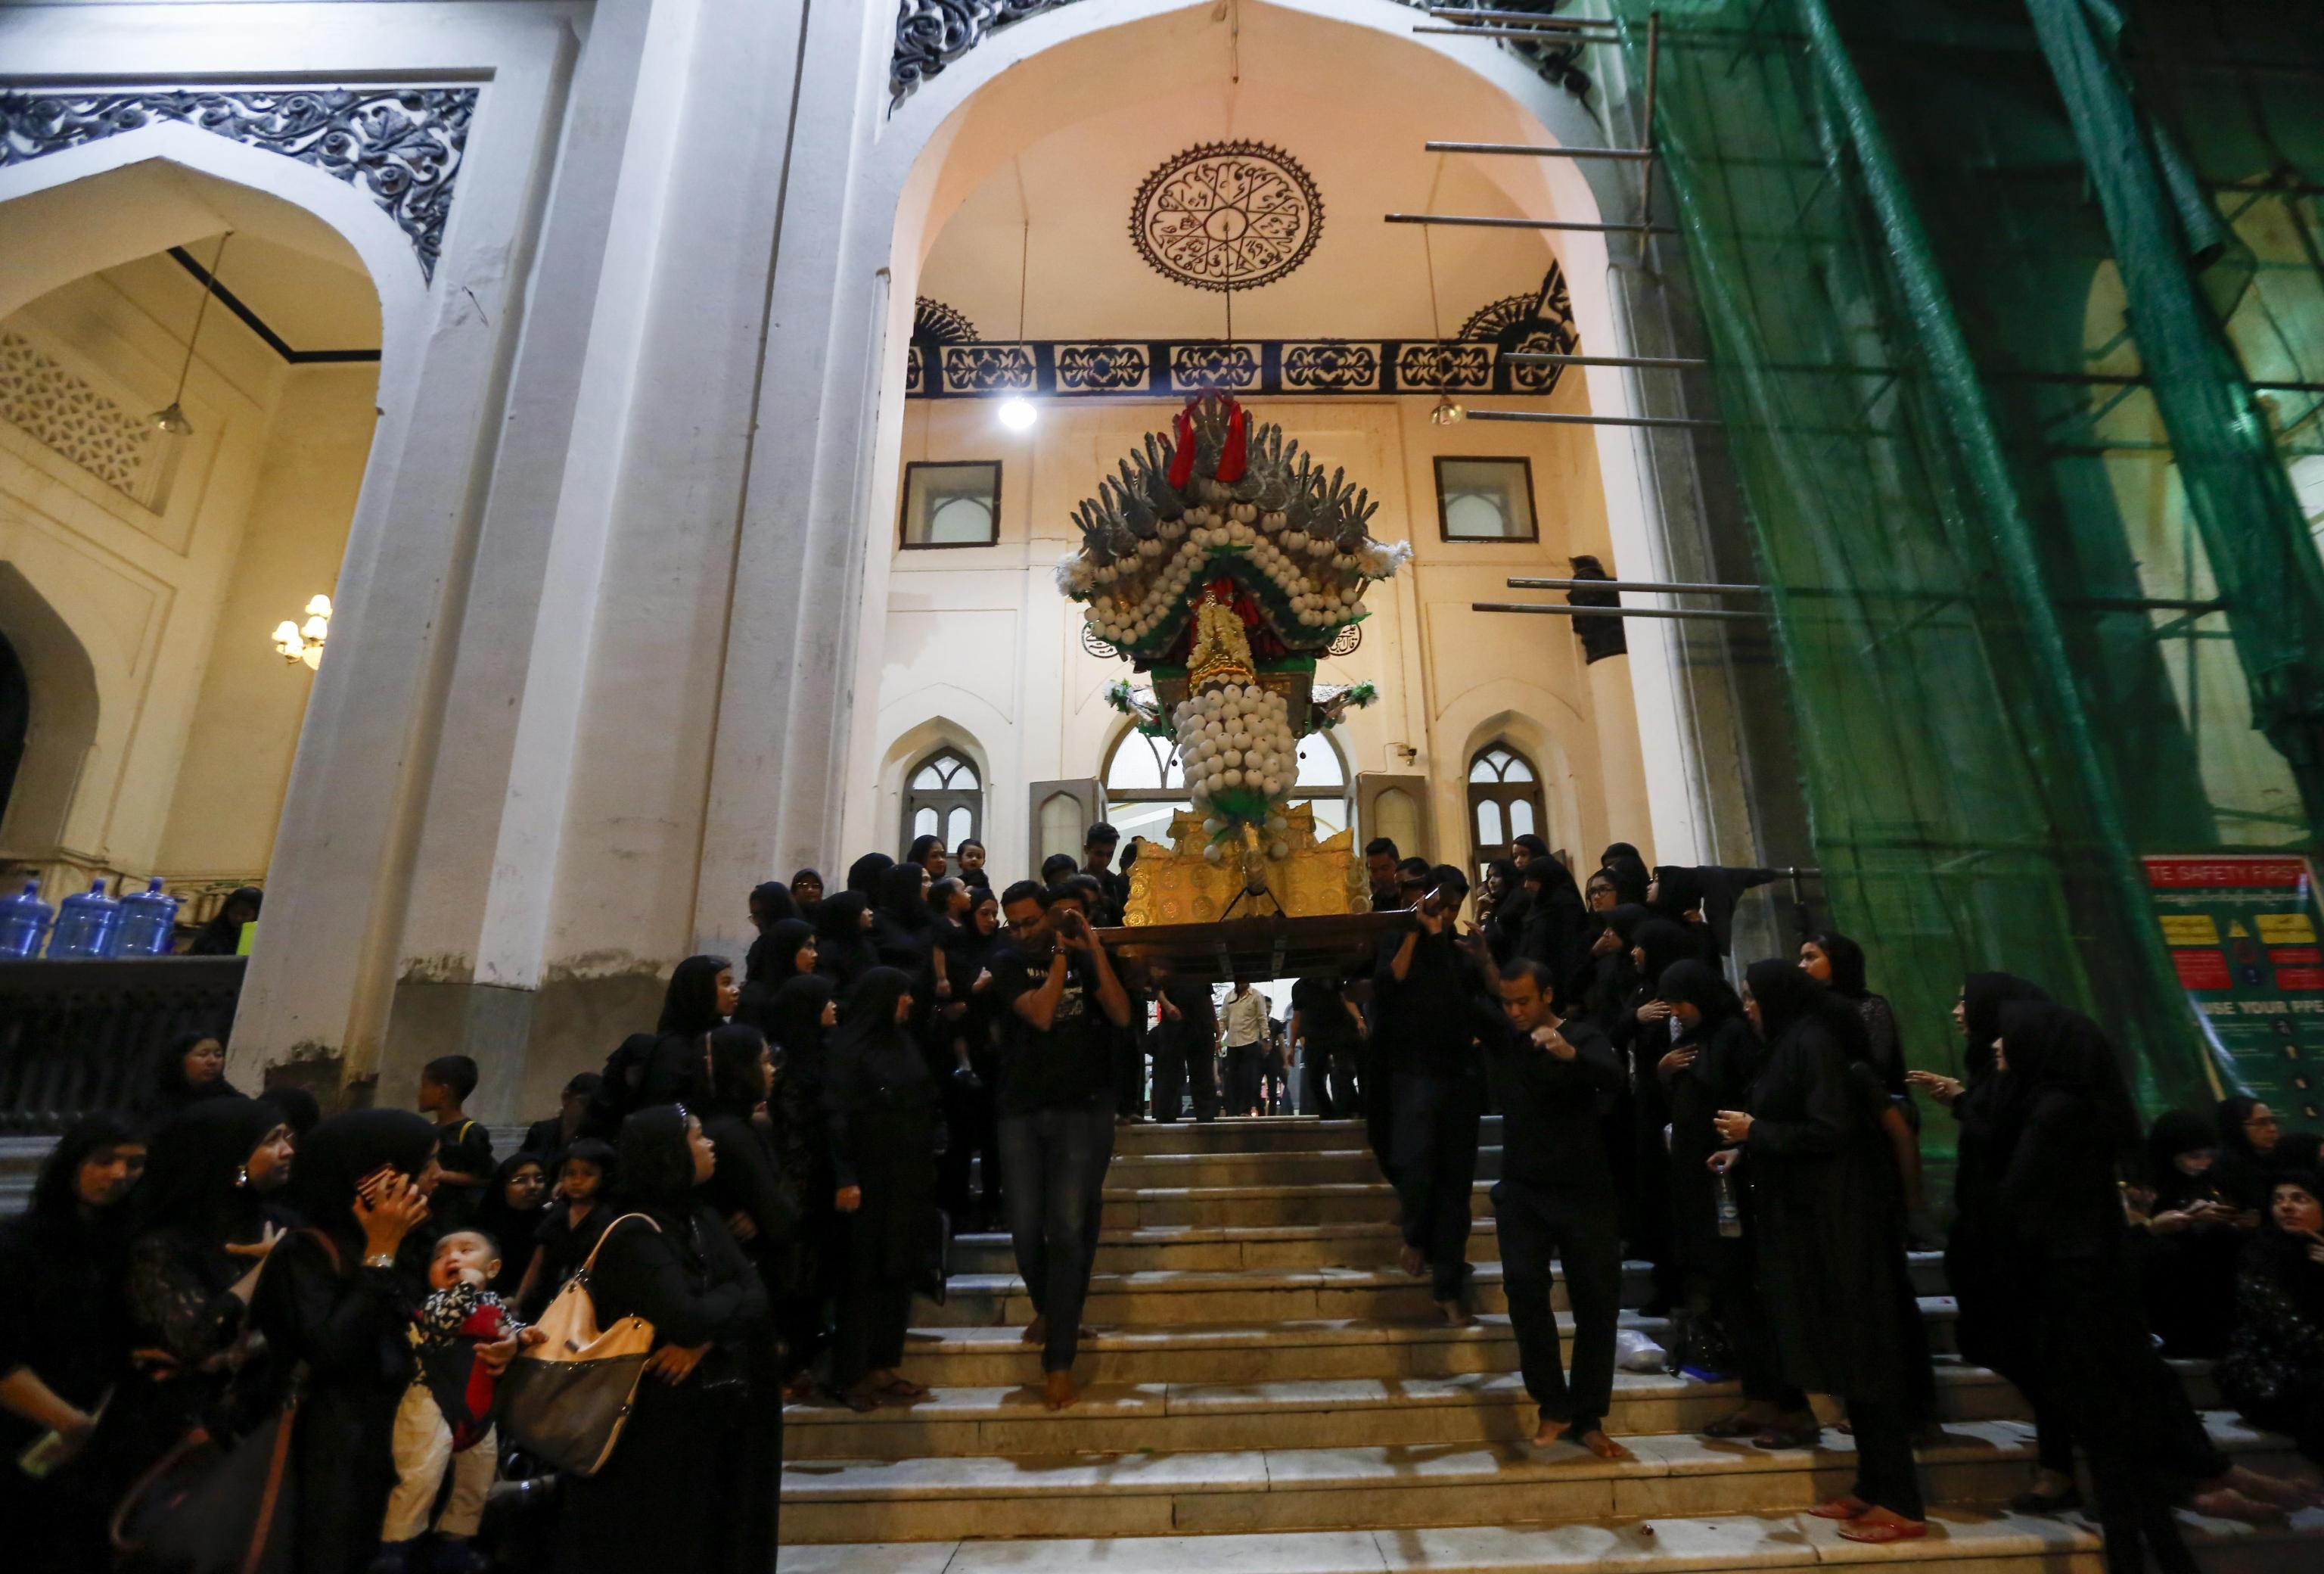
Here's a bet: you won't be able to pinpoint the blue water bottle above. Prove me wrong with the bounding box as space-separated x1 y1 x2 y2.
117 876 180 956
0 878 53 958
45 878 123 959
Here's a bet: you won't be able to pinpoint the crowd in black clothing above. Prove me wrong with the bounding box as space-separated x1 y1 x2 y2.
11 826 2324 1574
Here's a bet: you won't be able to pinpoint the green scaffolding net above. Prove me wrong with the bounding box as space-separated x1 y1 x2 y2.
1601 0 2324 1118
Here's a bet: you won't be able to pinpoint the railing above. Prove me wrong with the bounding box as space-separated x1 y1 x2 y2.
0 957 246 1133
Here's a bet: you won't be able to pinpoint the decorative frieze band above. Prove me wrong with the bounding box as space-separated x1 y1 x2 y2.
0 87 478 282
906 334 1573 400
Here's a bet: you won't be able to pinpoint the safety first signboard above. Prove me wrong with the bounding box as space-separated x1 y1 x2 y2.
2145 855 2324 1121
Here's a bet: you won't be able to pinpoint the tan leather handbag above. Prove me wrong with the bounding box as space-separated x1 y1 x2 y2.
496 1213 659 1475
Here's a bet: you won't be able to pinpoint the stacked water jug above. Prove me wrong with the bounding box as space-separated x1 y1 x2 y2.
0 875 179 959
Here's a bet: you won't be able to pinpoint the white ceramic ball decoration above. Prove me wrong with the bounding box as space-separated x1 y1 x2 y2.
1223 769 1243 786
1270 840 1290 860
1204 844 1223 863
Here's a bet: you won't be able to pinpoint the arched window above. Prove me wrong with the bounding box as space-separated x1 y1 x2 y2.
903 748 982 853
1101 725 1350 850
1468 742 1546 878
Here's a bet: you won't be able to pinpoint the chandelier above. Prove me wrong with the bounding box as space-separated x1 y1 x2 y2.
271 595 332 670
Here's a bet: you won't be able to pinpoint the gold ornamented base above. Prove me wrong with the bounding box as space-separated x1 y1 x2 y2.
1123 803 1369 925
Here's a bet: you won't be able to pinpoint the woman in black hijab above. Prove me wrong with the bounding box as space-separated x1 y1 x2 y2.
118 1098 294 1467
791 867 825 912
1646 864 1708 933
846 851 896 897
933 888 1003 1230
2216 1095 2289 1210
1656 960 1803 1437
767 974 841 1392
642 953 738 1106
814 891 879 993
699 1023 797 1288
736 917 817 1037
1601 841 1642 868
2217 1170 2324 1465
1578 901 1649 1035
2134 1109 2248 1358
1713 962 1925 1541
825 967 940 1411
135 1027 240 1119
1516 854 1591 1003
748 879 798 933
1801 932 1905 1098
0 1115 144 1572
583 1031 663 1139
557 1106 777 1574
1992 1000 2207 1570
1478 857 1526 966
185 886 262 956
251 1109 438 1574
906 833 948 879
1613 916 1701 1313
872 859 937 973
472 1151 549 1297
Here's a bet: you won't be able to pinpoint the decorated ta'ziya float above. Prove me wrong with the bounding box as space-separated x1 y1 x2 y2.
1056 393 1412 925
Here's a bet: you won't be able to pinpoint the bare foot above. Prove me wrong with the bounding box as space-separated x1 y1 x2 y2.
2221 1465 2322 1511
1836 1507 1927 1544
1438 1298 1475 1328
1532 1414 1571 1447
1397 1243 1425 1277
1043 1369 1080 1411
1567 1428 1636 1461
1021 1316 1045 1346
1807 1495 1872 1520
2189 1486 2288 1525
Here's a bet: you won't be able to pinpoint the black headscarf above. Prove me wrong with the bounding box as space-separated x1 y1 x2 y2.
284 1109 437 1249
186 887 262 956
136 1096 282 1240
583 1032 661 1137
1998 999 2143 1174
2217 1095 2270 1162
906 834 946 873
30 1112 141 1226
1601 842 1642 867
1511 834 1552 865
1648 864 1706 922
614 1104 701 1215
703 1022 771 1116
875 861 934 935
1604 904 1654 947
1809 931 1871 999
1601 857 1651 907
142 1028 240 1118
1658 958 1742 1028
767 975 836 1065
739 919 817 1029
831 967 927 1096
2247 1171 2324 1315
658 954 732 1037
2147 1108 2225 1211
1962 972 2051 1083
814 891 878 985
473 1152 548 1292
749 881 798 929
1744 957 1867 1062
846 852 895 897
1630 917 1701 990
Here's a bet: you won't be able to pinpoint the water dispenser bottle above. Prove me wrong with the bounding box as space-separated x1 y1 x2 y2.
45 878 123 959
117 876 180 956
0 879 52 959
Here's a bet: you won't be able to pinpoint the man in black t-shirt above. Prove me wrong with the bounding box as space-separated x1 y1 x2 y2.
1376 865 1493 1321
990 879 1131 1410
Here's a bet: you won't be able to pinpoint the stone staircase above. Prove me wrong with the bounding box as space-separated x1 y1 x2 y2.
781 1115 2324 1573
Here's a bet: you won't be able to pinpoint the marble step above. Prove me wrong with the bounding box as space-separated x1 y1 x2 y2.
1106 1148 1497 1190
919 1261 1525 1327
1101 1180 1493 1230
1115 1118 1393 1155
781 1358 2032 1464
778 1506 2324 1572
881 1299 2027 1393
952 1221 1523 1277
778 1413 2306 1543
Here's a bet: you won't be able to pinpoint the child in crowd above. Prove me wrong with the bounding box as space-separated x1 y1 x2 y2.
420 1054 494 1231
381 1230 527 1573
517 1137 616 1317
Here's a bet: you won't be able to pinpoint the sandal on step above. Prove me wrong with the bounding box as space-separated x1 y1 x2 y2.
1807 1497 1870 1520
1838 1517 1928 1544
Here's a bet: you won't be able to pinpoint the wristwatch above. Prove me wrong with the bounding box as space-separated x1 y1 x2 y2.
364 1252 396 1270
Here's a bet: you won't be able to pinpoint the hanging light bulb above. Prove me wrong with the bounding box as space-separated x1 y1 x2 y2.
151 233 231 437
1430 393 1467 426
269 592 332 670
998 397 1038 431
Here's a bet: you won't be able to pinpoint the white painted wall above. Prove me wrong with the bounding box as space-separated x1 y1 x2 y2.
859 385 1656 885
